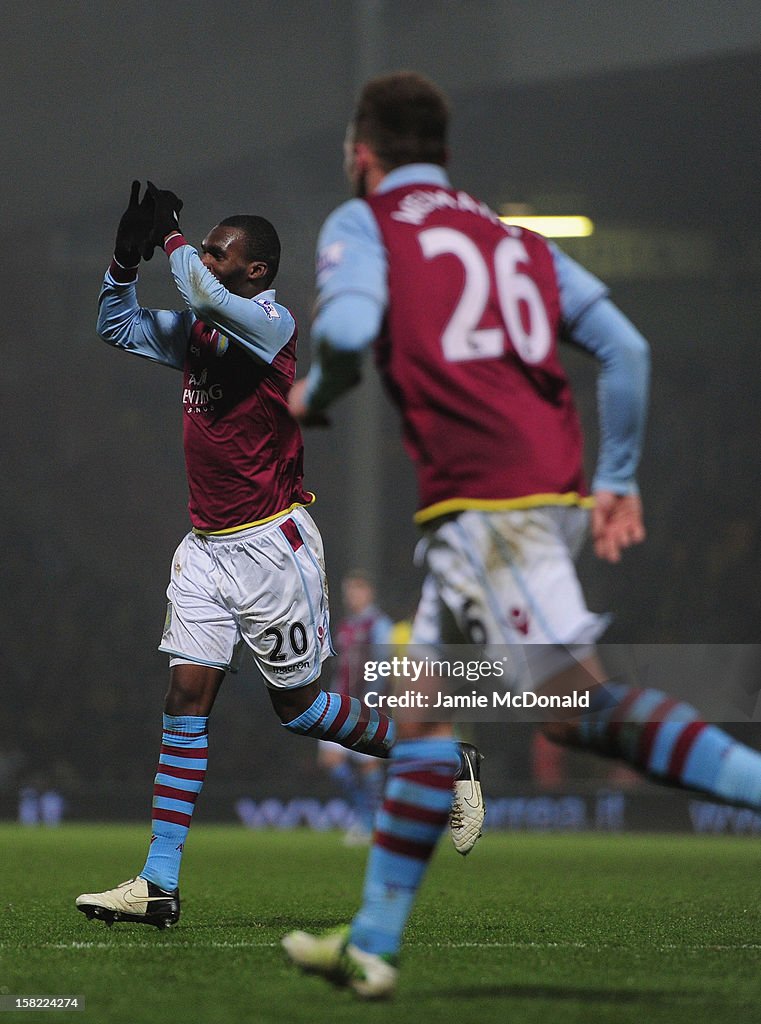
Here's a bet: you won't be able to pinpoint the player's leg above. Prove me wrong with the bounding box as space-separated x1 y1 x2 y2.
347 717 459 947
540 653 761 809
283 718 460 999
75 661 225 929
76 533 236 929
239 509 396 757
137 661 223 892
268 678 395 756
410 575 486 853
485 507 761 809
284 579 463 996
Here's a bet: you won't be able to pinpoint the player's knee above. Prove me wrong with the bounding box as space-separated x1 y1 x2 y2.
164 681 205 715
270 681 324 725
164 665 219 716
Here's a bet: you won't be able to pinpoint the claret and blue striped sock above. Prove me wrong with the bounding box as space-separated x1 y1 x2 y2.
283 690 396 757
577 682 761 808
140 713 208 891
348 737 460 958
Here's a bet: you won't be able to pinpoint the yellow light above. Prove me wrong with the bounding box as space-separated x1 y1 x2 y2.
498 215 595 238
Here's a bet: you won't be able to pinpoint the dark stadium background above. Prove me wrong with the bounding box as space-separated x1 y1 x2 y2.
2 2 759 826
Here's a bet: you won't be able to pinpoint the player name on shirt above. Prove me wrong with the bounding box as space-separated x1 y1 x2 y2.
391 187 501 227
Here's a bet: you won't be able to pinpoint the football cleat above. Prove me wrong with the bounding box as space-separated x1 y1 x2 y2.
282 926 398 1000
75 876 180 929
450 742 485 855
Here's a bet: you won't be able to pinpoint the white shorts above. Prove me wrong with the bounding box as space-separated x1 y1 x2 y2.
411 507 608 691
159 507 334 689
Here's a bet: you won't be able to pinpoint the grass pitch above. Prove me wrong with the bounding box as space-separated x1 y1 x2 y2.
1 824 759 1023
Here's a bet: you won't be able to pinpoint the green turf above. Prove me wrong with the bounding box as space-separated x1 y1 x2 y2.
0 824 759 1023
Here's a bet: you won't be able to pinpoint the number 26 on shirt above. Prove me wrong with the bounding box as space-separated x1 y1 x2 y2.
419 227 552 365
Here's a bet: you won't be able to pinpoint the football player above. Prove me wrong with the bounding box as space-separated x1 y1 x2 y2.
283 71 761 999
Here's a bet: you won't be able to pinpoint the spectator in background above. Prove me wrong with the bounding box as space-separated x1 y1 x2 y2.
318 571 392 844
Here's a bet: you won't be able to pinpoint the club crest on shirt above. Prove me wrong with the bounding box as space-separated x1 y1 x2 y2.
255 298 280 321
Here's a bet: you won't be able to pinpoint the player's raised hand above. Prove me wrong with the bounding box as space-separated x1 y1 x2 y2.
114 181 155 267
143 181 184 260
591 490 645 563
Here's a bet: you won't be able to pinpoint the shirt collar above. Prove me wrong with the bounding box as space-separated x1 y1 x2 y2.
376 163 452 194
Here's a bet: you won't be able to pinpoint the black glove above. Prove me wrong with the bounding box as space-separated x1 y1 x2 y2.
143 181 184 260
114 180 154 266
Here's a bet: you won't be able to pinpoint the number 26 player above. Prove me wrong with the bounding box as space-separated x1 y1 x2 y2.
284 71 761 999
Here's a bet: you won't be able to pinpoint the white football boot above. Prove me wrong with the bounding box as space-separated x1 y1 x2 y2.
75 876 180 929
450 742 485 855
282 926 398 1000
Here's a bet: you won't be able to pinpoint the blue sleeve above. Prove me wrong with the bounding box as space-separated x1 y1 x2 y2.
550 244 650 493
167 243 296 363
96 267 189 370
314 198 388 314
550 243 609 325
567 297 651 494
304 201 388 412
